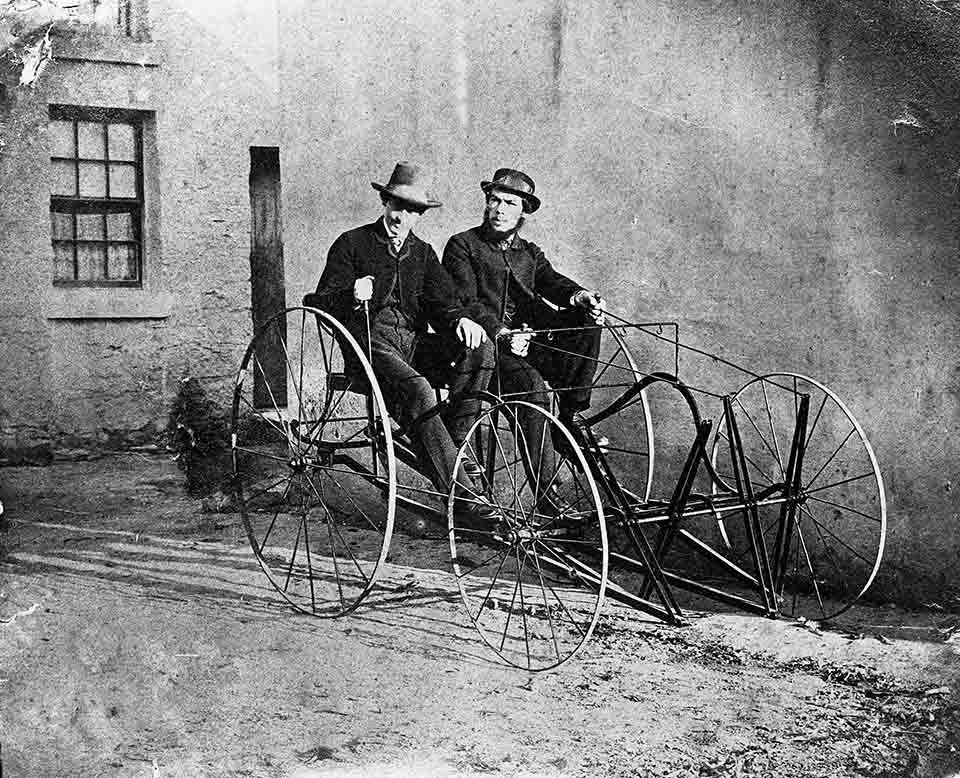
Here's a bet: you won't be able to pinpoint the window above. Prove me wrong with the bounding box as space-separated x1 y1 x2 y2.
49 106 145 287
64 0 139 37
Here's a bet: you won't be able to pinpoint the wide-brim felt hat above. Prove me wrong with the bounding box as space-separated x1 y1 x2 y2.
480 167 540 213
371 161 442 209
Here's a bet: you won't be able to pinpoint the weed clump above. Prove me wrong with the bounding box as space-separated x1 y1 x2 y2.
167 377 231 497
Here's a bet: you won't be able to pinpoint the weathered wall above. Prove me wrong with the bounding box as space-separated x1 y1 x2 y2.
1 0 957 603
819 5 960 601
276 0 960 604
0 0 280 458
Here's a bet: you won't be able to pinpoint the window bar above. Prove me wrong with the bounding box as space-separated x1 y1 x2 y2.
135 119 144 282
72 119 80 281
121 0 132 37
103 121 110 280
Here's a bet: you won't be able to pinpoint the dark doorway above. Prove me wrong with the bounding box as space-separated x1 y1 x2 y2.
248 146 287 407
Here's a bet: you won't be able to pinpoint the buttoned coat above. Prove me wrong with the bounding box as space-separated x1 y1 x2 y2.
442 225 584 338
304 220 464 349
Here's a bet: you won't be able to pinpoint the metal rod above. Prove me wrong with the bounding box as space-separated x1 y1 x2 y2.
724 394 777 615
641 419 713 599
773 392 810 596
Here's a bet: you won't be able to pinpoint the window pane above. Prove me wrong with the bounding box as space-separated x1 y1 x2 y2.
77 212 105 240
78 162 107 197
109 163 137 197
106 211 134 240
77 243 107 281
50 120 75 157
73 0 127 32
77 121 106 159
51 211 74 240
52 160 77 195
108 123 136 161
108 244 138 280
54 243 75 281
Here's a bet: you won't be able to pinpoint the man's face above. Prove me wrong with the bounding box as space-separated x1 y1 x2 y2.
382 197 425 239
484 189 525 235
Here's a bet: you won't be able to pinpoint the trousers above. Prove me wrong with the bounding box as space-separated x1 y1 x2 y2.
368 312 494 493
493 308 602 488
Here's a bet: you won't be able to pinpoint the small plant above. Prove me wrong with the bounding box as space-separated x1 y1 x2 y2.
167 377 231 497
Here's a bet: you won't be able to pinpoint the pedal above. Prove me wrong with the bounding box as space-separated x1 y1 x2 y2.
460 460 484 480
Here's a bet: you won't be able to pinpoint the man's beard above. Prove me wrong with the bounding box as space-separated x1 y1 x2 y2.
484 214 524 237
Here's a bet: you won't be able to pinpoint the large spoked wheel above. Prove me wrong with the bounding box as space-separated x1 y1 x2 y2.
448 400 608 672
709 373 887 620
231 306 397 617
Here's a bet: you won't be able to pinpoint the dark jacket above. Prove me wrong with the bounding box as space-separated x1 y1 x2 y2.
442 225 584 338
304 220 464 348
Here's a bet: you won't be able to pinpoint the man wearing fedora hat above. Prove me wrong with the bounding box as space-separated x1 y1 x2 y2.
306 162 493 507
442 167 606 492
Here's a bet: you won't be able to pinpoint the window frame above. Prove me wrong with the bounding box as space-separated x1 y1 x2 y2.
63 0 145 39
49 104 147 288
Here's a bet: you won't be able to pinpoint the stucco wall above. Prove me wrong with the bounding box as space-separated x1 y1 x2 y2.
0 0 280 457
276 0 960 604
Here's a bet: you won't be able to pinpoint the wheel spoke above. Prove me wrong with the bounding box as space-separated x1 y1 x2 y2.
255 477 295 554
498 548 526 653
490 417 524 512
304 469 372 583
801 392 830 462
251 351 295 444
760 379 785 480
798 503 874 567
734 397 784 483
527 548 562 662
803 428 856 494
793 520 826 614
469 550 512 624
805 490 882 524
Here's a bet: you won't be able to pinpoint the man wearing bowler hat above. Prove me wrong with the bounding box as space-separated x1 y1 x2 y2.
442 167 606 498
306 162 493 510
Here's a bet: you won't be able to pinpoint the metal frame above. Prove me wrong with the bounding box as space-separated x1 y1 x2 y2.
232 305 887 667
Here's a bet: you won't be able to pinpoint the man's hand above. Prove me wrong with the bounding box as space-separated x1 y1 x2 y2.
353 275 375 303
571 289 606 325
499 325 534 358
456 317 487 349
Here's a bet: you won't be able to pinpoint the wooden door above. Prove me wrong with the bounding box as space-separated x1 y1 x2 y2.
248 146 287 408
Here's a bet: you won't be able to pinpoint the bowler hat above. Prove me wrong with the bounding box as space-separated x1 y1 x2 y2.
371 162 442 209
480 168 540 213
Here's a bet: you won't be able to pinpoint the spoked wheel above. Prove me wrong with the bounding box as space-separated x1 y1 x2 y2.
448 400 608 672
231 306 397 617
709 373 886 620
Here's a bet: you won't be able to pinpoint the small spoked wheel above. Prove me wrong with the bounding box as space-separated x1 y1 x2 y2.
709 373 887 621
231 306 397 617
448 400 608 671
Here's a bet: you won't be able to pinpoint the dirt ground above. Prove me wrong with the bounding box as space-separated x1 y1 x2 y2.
1 452 959 778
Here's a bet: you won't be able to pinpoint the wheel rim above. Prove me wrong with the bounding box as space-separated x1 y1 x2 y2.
231 306 396 617
576 325 656 503
709 373 886 620
448 400 608 671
